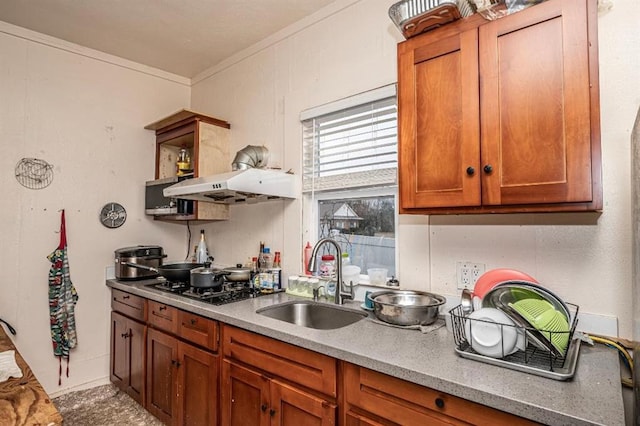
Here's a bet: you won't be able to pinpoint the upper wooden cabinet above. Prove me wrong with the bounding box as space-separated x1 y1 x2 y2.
398 0 602 214
145 109 231 221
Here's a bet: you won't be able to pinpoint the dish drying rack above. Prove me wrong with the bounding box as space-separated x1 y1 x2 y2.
449 303 581 380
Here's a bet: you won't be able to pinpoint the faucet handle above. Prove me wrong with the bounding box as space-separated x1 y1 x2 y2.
313 286 325 302
338 280 354 303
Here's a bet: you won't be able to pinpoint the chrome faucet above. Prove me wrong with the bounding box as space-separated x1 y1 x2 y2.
308 238 353 305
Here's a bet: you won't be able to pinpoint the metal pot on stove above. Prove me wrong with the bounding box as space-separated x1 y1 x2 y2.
190 264 230 289
222 264 252 282
115 245 166 280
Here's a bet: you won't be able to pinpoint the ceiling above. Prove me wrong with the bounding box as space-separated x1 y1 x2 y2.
0 0 337 78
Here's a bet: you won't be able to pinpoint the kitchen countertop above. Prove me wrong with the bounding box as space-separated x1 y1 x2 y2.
107 279 625 426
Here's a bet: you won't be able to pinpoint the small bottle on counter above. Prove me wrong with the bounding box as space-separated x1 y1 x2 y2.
341 252 350 266
196 230 209 264
303 242 312 275
260 248 274 270
272 268 281 290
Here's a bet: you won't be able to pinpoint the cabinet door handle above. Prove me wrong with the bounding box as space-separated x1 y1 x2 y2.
121 332 129 339
435 397 445 409
466 166 475 176
261 404 268 412
269 408 276 417
483 164 493 174
171 359 181 368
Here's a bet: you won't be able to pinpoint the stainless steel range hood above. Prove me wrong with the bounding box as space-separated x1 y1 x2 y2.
163 169 299 204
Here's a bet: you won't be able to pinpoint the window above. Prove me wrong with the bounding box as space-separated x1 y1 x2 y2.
301 85 398 279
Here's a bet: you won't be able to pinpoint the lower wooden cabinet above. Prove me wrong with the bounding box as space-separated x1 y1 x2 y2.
109 291 542 426
221 360 336 426
221 325 337 426
342 363 538 426
110 311 146 405
147 327 219 426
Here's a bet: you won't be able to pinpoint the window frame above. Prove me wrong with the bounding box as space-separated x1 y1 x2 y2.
300 83 399 284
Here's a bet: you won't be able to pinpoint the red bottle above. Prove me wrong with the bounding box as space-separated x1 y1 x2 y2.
303 242 312 275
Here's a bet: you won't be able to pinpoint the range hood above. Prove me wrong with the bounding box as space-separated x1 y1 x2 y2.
163 169 299 204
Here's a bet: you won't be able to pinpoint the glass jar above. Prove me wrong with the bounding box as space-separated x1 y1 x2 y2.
297 277 309 294
308 278 320 296
287 275 299 292
319 254 336 278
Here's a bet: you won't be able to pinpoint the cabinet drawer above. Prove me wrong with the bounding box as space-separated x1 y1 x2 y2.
178 310 219 352
223 325 337 398
111 289 146 321
148 300 178 334
343 363 537 426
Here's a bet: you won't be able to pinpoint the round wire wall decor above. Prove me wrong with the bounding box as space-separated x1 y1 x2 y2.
15 158 54 189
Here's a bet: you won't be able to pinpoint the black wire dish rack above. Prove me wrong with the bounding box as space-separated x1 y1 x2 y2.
449 303 581 380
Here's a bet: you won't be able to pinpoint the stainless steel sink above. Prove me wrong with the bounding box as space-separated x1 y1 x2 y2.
256 301 367 330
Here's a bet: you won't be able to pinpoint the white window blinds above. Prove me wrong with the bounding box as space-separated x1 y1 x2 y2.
301 85 398 193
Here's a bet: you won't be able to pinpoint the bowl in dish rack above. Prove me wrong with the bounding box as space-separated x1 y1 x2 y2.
464 308 520 358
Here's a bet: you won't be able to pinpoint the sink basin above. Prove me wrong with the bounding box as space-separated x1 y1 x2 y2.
256 301 367 330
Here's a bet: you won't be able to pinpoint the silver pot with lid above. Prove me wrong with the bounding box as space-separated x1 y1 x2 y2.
115 245 166 280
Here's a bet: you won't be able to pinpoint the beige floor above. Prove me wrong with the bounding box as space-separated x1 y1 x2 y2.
53 384 162 425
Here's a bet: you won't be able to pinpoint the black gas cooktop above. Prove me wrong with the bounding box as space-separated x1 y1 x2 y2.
146 279 262 306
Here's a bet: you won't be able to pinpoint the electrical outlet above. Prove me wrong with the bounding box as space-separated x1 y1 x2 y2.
456 261 486 290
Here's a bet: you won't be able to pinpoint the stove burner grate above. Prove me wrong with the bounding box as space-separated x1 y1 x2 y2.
147 279 260 305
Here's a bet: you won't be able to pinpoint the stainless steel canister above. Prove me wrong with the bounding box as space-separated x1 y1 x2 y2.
114 245 166 280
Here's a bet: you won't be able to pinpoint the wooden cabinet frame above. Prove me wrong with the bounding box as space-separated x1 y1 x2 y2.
145 109 231 222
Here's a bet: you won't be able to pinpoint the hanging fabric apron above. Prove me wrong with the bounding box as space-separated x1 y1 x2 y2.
47 209 79 385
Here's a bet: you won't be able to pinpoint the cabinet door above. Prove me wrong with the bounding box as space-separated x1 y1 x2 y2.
177 342 218 426
128 318 146 405
147 328 179 425
110 312 145 405
270 380 336 426
221 360 269 426
398 27 480 209
110 312 128 391
479 0 596 206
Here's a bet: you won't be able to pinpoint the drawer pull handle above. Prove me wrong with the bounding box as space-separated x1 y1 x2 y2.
435 397 445 409
261 404 268 412
122 295 130 300
159 306 167 311
190 319 197 325
269 409 276 417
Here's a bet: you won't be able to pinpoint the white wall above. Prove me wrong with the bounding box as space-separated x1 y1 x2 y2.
0 22 190 394
191 0 640 338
